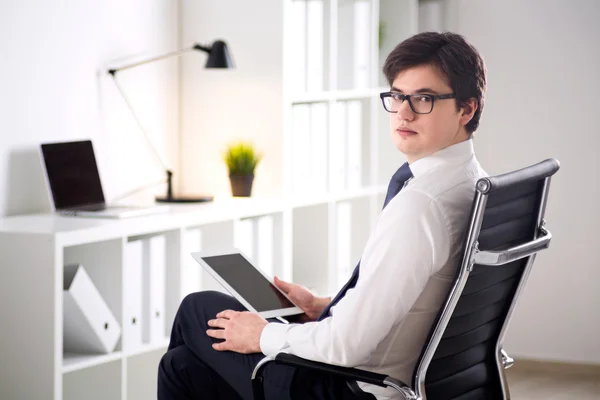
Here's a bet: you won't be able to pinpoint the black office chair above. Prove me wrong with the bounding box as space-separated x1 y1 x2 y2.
252 158 560 400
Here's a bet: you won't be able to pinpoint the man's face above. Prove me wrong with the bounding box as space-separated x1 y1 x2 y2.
389 64 474 163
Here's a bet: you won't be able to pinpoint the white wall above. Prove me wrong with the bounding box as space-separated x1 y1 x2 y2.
179 0 284 198
2 0 597 366
429 0 600 364
0 0 179 217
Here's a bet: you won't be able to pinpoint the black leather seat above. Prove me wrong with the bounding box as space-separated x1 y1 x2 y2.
252 158 560 400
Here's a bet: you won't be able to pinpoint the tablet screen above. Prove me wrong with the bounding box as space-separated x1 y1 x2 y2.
201 253 295 312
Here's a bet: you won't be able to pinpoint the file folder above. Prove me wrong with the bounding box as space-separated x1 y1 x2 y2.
182 228 202 299
124 239 144 352
142 235 166 344
63 264 121 354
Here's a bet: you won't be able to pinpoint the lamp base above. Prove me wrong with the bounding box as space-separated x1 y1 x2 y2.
156 195 214 203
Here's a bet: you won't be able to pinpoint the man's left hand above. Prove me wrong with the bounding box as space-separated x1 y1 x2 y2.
207 310 268 354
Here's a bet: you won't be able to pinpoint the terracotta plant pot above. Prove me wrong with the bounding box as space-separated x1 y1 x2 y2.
229 174 254 197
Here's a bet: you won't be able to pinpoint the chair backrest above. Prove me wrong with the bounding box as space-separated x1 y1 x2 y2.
411 158 560 400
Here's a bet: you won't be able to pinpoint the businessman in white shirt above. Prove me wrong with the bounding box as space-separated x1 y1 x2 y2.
158 31 488 400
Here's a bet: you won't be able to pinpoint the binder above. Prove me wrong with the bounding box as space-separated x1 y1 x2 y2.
346 100 363 190
353 1 371 89
257 215 274 276
310 103 329 194
337 0 354 87
142 235 166 345
182 228 202 300
234 218 255 261
306 0 324 92
292 104 311 195
63 264 121 354
123 239 144 352
290 0 307 93
329 102 348 192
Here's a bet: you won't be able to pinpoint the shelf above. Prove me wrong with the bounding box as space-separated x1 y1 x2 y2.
62 339 169 374
290 88 381 105
289 185 386 209
288 193 330 209
332 185 386 203
125 339 170 358
62 351 123 374
333 88 376 101
290 91 331 104
0 197 287 246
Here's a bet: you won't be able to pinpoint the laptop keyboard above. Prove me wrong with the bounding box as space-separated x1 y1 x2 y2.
68 204 140 212
68 203 108 212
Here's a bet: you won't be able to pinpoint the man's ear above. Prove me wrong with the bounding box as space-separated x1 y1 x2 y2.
460 98 478 127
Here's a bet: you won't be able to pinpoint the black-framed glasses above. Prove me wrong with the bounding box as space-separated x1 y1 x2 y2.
380 91 456 114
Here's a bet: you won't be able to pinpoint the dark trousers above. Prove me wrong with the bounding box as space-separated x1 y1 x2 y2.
157 291 363 399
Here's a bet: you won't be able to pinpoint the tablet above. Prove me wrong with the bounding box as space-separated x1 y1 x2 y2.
191 250 304 319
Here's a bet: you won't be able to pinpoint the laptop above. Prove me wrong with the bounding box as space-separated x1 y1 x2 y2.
192 249 303 319
40 140 169 219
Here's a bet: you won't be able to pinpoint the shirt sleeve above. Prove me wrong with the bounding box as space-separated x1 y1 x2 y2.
259 191 451 366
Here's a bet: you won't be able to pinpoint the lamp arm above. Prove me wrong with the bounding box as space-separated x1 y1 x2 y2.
109 74 171 173
104 41 220 203
108 45 207 75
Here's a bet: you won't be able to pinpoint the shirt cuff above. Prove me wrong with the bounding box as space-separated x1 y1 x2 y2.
259 322 291 356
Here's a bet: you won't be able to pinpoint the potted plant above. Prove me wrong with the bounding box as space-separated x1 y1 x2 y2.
223 141 263 197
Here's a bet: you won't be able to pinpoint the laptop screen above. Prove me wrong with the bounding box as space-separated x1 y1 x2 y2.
41 140 106 210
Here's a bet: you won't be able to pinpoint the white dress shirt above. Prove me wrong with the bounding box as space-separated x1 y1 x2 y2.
260 139 487 399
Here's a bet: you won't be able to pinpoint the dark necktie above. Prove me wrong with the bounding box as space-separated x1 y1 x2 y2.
317 162 413 321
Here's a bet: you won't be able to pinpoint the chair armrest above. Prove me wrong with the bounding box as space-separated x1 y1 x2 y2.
252 353 417 400
474 225 551 266
273 353 390 387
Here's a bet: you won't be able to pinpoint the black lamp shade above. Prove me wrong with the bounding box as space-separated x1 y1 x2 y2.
202 40 234 68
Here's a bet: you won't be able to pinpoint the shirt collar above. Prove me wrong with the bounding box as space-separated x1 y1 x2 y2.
408 139 475 178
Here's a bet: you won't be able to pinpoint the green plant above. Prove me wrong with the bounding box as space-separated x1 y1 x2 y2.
378 20 385 50
223 142 263 176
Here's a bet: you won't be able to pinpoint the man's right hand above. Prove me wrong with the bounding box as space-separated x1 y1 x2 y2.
273 276 330 322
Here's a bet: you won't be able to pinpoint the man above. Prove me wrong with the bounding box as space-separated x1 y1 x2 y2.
158 31 488 400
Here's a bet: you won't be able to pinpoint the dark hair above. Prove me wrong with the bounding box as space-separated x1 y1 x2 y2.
383 32 487 134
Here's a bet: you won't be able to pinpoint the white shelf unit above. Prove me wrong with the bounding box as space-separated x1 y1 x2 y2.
282 0 418 294
0 201 287 400
62 351 124 375
0 1 422 398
